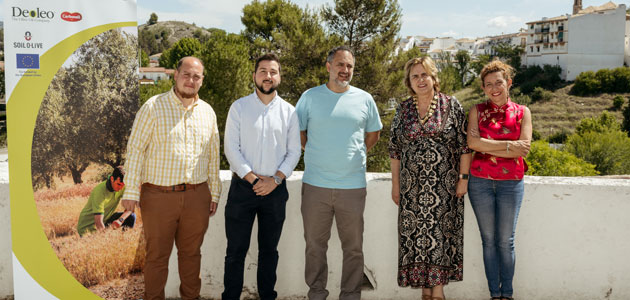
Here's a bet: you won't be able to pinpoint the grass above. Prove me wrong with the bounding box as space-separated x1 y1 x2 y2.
50 227 145 287
33 164 146 289
454 83 628 139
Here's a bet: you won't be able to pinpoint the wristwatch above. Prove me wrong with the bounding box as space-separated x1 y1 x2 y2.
252 177 260 185
272 175 283 185
459 174 469 180
118 217 125 223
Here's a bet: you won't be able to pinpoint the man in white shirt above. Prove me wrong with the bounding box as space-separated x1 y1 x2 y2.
222 53 301 300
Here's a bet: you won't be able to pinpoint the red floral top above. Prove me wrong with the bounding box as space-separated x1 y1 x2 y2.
470 99 526 180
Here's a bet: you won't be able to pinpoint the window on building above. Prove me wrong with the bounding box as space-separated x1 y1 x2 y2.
537 46 540 52
530 46 534 52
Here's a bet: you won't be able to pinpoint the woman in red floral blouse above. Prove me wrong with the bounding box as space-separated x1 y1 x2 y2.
467 59 532 300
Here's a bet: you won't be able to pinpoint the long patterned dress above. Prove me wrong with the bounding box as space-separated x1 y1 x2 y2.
388 92 470 287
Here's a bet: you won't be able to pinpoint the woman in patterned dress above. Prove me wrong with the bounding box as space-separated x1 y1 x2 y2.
467 59 532 300
389 56 471 300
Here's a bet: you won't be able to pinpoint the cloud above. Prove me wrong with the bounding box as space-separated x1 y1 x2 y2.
441 30 458 37
486 16 522 29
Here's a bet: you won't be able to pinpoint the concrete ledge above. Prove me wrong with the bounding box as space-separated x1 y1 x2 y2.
2 168 630 299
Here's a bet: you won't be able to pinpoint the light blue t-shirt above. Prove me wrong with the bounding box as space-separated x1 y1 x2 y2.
296 84 383 189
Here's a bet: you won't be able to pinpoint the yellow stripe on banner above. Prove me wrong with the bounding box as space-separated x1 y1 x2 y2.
7 21 137 300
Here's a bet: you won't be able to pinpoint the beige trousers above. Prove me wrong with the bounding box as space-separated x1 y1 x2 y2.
301 183 367 300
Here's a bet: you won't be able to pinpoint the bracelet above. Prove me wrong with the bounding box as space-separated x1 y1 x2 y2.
506 142 510 153
459 174 469 180
252 177 259 185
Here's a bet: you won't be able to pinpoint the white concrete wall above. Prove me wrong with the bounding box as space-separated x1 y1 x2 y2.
2 167 630 299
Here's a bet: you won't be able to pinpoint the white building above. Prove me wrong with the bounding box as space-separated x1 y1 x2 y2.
138 67 174 84
524 1 629 80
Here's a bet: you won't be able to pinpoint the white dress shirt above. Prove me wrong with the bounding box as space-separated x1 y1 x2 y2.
224 91 301 178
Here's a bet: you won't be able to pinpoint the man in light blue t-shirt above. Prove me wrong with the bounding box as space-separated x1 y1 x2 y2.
295 46 382 300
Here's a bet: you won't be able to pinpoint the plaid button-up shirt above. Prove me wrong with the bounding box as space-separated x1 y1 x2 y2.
122 89 222 202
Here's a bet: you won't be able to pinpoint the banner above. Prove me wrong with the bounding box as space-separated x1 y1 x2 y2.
5 0 141 299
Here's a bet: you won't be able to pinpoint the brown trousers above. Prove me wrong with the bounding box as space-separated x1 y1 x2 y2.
140 183 211 300
301 183 367 300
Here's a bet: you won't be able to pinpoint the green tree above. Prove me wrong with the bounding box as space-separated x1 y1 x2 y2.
197 31 252 169
159 37 202 69
32 29 139 186
322 0 402 103
492 42 524 69
148 13 158 25
140 79 173 105
242 0 337 103
140 49 149 67
470 54 491 76
525 141 598 176
435 52 463 94
322 0 401 51
454 50 471 86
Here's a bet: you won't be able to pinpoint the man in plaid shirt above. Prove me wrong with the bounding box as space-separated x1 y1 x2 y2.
122 56 222 300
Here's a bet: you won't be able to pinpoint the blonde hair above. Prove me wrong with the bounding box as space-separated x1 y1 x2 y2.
480 58 514 83
403 56 440 96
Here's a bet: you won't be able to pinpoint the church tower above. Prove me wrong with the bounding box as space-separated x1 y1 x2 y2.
573 0 583 14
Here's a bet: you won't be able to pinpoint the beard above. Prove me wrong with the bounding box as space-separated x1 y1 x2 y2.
256 80 278 95
175 86 198 99
334 72 352 87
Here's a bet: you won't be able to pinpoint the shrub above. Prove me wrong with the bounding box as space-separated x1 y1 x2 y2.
623 97 630 134
595 69 615 93
572 67 630 95
613 95 625 111
530 87 553 103
611 67 630 93
547 128 571 144
531 129 542 141
514 64 561 94
575 111 620 135
565 129 630 175
565 113 630 175
511 93 531 106
525 141 598 176
571 71 600 96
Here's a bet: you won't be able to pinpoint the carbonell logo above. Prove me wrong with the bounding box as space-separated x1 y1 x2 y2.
61 12 82 22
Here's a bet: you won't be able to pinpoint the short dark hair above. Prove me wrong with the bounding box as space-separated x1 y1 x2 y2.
111 166 125 182
254 53 281 73
326 46 354 64
176 56 204 71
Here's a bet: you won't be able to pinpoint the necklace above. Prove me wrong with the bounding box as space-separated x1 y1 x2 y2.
414 94 438 125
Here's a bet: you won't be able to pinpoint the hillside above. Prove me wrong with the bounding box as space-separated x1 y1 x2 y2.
454 84 628 138
138 21 213 55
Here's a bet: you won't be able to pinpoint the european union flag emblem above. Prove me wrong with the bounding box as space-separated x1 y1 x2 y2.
16 54 40 69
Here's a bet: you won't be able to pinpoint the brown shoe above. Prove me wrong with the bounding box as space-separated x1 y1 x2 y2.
422 296 432 300
432 297 445 300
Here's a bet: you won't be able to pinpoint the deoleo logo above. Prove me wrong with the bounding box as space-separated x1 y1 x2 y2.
61 11 82 22
12 7 55 19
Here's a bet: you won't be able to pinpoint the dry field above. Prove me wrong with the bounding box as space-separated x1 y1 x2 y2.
33 164 145 299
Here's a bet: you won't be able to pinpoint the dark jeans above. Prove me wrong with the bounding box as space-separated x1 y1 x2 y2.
222 175 288 300
105 212 136 229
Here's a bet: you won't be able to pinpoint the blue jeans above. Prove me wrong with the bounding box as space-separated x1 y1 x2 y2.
468 175 524 298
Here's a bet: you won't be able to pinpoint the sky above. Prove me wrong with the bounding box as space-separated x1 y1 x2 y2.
134 0 629 38
1 0 628 38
